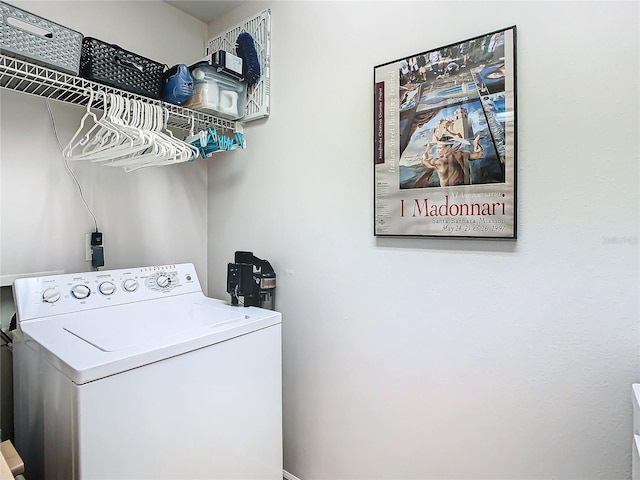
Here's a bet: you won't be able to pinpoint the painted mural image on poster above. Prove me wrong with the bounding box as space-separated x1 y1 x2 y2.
374 27 517 238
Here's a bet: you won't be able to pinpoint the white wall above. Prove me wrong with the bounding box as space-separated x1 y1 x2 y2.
0 0 209 445
0 1 210 283
207 1 640 479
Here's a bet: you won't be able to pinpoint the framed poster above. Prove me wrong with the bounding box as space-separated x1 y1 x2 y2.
374 26 517 239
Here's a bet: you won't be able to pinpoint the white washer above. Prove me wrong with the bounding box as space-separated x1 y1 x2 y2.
12 263 282 480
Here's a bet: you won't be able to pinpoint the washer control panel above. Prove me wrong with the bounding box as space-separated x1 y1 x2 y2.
14 263 202 322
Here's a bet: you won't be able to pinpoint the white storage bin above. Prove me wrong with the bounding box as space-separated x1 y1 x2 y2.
182 63 247 120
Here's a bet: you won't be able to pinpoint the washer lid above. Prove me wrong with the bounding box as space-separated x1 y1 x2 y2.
63 297 244 352
19 294 281 384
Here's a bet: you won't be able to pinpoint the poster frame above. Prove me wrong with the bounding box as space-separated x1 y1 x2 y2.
373 26 518 240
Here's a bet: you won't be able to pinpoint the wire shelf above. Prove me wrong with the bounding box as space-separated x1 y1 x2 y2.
0 53 237 132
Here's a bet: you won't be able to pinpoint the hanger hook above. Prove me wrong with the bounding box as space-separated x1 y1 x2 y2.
161 107 169 131
84 89 94 113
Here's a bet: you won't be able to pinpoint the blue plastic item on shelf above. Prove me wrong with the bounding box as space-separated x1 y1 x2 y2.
162 64 193 105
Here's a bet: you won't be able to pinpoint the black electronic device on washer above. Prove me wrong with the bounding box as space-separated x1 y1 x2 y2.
227 251 276 310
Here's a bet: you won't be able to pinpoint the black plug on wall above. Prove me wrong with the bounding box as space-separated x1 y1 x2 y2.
91 231 104 268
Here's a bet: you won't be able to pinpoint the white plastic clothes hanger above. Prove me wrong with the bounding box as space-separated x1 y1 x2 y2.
109 104 195 171
107 103 171 170
136 106 199 170
65 92 198 171
83 93 146 160
66 93 132 162
119 101 167 161
183 115 205 147
63 90 120 159
161 108 199 162
84 95 152 163
149 106 200 167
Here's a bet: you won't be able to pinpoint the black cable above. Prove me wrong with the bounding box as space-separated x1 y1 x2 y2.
46 100 99 231
0 328 12 346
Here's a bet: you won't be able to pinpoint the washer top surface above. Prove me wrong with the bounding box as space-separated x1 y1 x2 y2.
62 295 244 352
13 264 281 384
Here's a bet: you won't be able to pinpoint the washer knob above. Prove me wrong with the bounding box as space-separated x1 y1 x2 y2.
42 288 60 304
71 284 91 300
156 275 171 288
122 279 139 292
99 281 116 296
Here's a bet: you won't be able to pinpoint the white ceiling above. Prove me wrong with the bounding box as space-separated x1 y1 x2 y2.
163 1 243 23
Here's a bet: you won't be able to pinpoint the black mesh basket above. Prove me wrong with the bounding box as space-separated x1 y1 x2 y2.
79 37 166 99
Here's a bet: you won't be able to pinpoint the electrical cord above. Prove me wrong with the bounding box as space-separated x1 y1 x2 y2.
46 100 99 232
0 316 14 346
0 328 11 347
